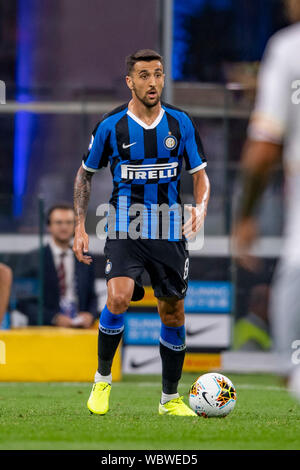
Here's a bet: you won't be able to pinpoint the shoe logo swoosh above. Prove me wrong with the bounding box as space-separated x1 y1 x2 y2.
122 142 137 149
130 356 160 369
186 323 219 337
202 392 212 406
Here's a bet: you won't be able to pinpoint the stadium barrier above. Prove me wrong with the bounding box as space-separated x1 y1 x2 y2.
0 327 122 382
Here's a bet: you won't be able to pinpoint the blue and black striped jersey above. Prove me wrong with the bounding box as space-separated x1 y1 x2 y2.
82 102 207 241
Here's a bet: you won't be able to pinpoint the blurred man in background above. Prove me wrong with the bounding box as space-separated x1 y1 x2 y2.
17 204 98 327
233 0 300 401
0 263 12 327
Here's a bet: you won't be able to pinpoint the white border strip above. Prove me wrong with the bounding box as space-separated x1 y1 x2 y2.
0 234 282 257
221 351 279 374
127 108 165 130
188 162 207 174
0 101 251 119
82 161 99 173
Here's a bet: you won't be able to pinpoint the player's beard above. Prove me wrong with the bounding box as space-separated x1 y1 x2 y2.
132 85 161 108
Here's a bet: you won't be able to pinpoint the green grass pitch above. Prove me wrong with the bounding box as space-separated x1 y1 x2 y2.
0 373 299 450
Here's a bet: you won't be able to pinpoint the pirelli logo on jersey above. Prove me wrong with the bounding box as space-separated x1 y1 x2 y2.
121 162 178 181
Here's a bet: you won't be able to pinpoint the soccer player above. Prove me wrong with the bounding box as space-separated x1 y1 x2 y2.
233 0 300 401
73 49 210 416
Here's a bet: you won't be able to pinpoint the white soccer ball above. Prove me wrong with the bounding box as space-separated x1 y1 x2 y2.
189 372 237 418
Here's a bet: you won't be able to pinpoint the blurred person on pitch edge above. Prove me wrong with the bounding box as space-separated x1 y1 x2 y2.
233 0 300 401
233 284 272 351
17 204 97 328
73 49 210 416
0 263 13 327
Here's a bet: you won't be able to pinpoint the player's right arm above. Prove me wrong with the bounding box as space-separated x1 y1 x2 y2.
73 166 93 265
181 113 209 240
73 119 111 264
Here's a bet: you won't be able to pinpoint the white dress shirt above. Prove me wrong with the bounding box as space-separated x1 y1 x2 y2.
49 238 77 307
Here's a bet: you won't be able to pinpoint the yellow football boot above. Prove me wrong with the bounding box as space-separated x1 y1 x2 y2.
87 382 111 415
158 396 197 416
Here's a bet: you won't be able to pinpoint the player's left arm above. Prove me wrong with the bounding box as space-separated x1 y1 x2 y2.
183 169 210 240
182 114 210 239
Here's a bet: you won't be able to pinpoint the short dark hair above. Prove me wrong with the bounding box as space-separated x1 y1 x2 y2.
126 49 163 75
46 203 74 225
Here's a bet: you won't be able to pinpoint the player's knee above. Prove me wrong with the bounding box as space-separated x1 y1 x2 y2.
158 298 185 327
161 306 185 327
107 292 131 314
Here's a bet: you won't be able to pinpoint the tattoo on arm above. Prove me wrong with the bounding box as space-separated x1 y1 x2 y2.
73 166 93 227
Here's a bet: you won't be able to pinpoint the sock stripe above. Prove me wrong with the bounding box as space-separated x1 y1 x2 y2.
160 323 186 351
99 305 125 335
159 337 186 352
99 324 124 335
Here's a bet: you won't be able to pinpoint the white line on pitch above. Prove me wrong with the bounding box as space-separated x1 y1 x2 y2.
134 383 286 391
0 382 286 391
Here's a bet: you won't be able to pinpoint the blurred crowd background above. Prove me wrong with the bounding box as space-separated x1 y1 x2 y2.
0 0 288 363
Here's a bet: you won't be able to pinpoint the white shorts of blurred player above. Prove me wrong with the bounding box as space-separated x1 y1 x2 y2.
270 260 300 399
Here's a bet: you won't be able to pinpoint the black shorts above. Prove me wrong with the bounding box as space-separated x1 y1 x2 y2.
103 238 189 301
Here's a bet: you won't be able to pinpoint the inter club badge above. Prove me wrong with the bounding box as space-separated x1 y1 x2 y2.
164 134 177 150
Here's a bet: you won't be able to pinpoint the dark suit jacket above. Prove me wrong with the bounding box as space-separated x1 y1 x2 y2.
16 244 98 326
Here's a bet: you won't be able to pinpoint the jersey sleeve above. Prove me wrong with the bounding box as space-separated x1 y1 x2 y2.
82 120 111 172
183 114 207 174
248 35 290 144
